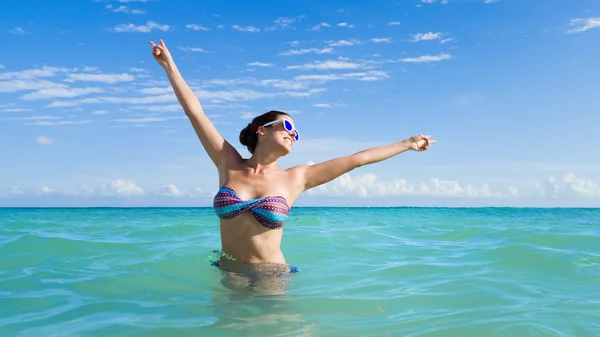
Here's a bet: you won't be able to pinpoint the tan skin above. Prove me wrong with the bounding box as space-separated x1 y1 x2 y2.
150 39 436 266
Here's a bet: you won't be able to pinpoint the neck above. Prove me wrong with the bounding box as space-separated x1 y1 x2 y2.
246 147 280 172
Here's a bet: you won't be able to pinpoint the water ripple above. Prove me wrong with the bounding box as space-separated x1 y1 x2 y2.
0 207 599 336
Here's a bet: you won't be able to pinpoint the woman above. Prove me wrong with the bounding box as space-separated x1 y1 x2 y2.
149 39 435 293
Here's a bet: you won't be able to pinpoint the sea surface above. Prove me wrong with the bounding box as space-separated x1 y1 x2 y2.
0 207 599 336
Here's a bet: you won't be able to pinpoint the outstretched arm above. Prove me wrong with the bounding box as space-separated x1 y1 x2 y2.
150 40 241 168
300 135 435 191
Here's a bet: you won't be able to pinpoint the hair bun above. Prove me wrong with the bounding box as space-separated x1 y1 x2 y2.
239 123 252 146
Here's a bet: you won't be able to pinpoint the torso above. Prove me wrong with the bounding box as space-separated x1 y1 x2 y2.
214 160 304 264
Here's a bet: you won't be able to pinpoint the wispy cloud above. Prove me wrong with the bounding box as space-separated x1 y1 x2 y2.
105 5 145 14
286 60 368 70
312 103 346 108
247 62 274 67
411 32 442 41
388 21 401 26
20 87 104 100
337 22 354 28
186 24 210 31
113 116 186 123
178 47 208 53
309 22 331 31
231 25 260 33
399 53 452 63
370 37 392 43
111 21 170 33
66 73 135 84
327 39 361 47
0 79 66 93
36 135 54 146
265 16 305 31
294 70 389 82
279 48 333 56
9 27 30 35
31 120 91 126
566 17 600 34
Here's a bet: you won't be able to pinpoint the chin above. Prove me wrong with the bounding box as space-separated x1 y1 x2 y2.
277 140 293 156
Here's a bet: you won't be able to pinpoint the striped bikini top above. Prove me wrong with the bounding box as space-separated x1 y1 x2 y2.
213 186 290 229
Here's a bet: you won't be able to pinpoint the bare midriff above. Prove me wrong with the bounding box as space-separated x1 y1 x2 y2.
219 212 286 264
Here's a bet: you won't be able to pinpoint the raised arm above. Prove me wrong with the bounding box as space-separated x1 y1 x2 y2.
150 39 241 168
300 135 435 191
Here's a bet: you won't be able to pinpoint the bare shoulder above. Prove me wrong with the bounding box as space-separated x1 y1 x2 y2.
284 164 310 192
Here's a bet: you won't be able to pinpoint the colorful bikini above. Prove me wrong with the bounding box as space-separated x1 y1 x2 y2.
213 186 290 229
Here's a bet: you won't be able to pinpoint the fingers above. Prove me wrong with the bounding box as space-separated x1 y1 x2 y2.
160 39 166 48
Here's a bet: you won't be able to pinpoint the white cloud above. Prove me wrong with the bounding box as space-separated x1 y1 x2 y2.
400 53 452 63
30 120 91 126
0 108 33 112
112 21 170 33
113 116 186 123
92 110 109 115
231 25 260 33
312 103 346 108
10 27 30 35
327 39 361 47
186 24 210 31
158 184 183 197
295 70 389 82
279 48 333 56
370 38 392 43
265 16 305 31
307 172 503 198
106 5 145 14
309 23 331 31
36 135 54 146
129 67 146 73
412 32 442 42
567 17 600 34
129 104 182 112
286 60 366 70
138 87 172 95
388 21 401 26
240 112 254 119
530 173 600 198
0 66 72 80
103 178 144 196
20 87 104 100
247 62 274 67
0 79 66 93
337 22 354 28
196 88 324 102
66 73 135 84
178 47 208 53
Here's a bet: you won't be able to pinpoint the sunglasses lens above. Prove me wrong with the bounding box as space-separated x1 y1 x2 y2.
283 120 293 131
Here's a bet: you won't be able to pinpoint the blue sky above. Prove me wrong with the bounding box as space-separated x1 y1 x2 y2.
1 0 599 207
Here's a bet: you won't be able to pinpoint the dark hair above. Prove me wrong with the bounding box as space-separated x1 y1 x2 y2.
239 110 290 154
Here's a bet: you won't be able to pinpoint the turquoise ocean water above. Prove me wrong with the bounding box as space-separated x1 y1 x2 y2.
1 207 599 336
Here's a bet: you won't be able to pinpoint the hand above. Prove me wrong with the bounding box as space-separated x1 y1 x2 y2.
149 39 173 68
408 134 436 152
